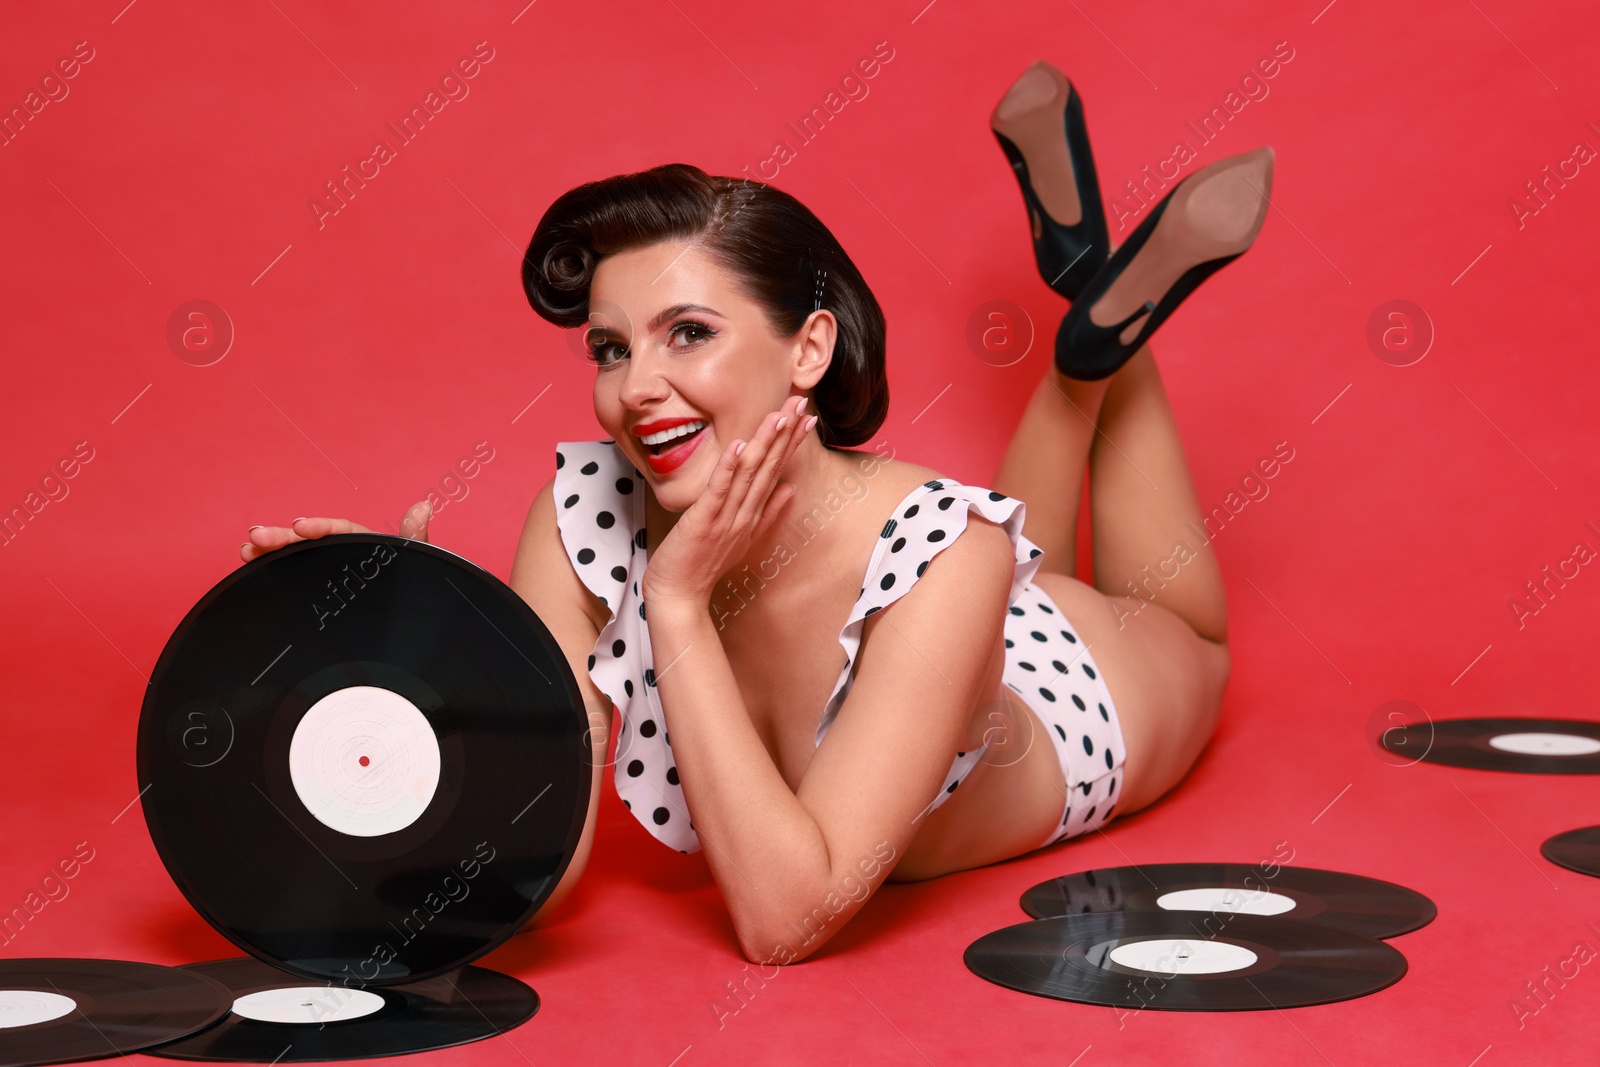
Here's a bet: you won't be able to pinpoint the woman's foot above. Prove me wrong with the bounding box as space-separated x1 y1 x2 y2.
1054 147 1275 380
990 60 1109 301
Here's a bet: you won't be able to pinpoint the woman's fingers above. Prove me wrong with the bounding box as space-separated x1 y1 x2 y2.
290 516 370 539
736 397 810 532
397 500 432 541
241 516 372 562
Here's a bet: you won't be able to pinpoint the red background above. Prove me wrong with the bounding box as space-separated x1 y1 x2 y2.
3 0 1599 1063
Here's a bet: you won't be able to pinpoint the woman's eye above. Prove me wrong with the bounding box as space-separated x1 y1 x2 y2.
587 341 625 365
671 322 714 345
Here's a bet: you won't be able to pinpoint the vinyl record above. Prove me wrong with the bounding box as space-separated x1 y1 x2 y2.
1542 826 1600 878
136 534 592 985
0 958 232 1067
145 956 536 1062
1379 717 1600 774
965 913 1407 1011
1019 863 1436 939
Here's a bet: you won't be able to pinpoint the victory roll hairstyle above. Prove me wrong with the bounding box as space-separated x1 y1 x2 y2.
521 163 888 448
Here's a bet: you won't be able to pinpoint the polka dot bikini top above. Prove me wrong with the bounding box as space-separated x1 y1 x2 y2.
552 440 1047 853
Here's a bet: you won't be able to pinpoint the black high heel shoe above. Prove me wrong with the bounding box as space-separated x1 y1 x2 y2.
990 61 1109 302
1054 146 1275 381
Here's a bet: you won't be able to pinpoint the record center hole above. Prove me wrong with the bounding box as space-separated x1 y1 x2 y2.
358 755 370 766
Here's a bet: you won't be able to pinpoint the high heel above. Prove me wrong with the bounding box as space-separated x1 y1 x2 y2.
1054 146 1275 381
990 61 1109 302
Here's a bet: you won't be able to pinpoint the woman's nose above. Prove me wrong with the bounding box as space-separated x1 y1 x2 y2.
616 342 669 404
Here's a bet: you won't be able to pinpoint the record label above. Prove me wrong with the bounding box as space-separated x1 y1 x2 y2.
1487 732 1600 756
1153 887 1296 916
287 685 442 838
1105 938 1259 975
230 987 387 1024
0 991 77 1029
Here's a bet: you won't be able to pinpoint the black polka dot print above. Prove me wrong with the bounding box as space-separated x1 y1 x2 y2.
550 438 1125 856
997 579 1127 850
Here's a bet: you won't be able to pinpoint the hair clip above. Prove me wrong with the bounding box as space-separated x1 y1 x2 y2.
813 267 828 312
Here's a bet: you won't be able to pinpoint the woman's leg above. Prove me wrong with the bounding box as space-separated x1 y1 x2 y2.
989 362 1115 577
1088 347 1227 644
992 345 1225 642
991 346 1230 818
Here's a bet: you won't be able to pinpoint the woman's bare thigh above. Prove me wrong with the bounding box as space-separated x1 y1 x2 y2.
1030 571 1228 815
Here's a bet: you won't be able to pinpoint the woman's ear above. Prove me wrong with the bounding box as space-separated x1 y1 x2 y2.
793 309 837 390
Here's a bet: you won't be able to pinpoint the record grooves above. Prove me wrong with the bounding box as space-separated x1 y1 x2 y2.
1019 863 1436 940
144 957 537 1062
0 959 232 1067
1542 825 1600 878
964 913 1408 1011
1379 717 1600 774
136 534 592 985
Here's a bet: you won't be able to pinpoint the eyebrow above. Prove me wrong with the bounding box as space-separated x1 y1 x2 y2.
586 303 722 340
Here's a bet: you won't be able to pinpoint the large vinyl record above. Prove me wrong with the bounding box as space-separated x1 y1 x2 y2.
1542 826 1600 878
1020 863 1436 939
1380 717 1600 774
0 958 231 1067
965 913 1407 1011
146 957 536 1062
137 534 591 985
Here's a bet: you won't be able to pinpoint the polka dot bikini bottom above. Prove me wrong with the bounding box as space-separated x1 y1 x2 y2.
1002 579 1128 850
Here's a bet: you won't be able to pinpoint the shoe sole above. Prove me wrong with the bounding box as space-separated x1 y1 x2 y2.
1091 147 1275 333
990 61 1084 231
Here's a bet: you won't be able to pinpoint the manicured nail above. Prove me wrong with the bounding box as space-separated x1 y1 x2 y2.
240 542 251 554
775 416 788 431
248 525 263 533
734 441 748 457
804 415 818 433
292 517 307 524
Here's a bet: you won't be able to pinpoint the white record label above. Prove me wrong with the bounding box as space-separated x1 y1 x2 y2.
1487 732 1600 756
1155 887 1297 916
231 986 386 1024
289 685 442 837
1107 937 1259 975
0 990 77 1028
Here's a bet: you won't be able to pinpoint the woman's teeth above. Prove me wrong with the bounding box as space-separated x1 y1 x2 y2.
643 421 706 452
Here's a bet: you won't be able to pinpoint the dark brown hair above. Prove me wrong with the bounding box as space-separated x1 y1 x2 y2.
521 163 888 448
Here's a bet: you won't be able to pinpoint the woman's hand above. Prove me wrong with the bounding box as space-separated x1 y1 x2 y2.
641 395 817 608
240 500 432 562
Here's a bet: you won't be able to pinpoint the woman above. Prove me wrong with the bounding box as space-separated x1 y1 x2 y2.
241 61 1270 966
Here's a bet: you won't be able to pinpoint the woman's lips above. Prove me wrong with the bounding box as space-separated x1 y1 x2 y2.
644 424 706 475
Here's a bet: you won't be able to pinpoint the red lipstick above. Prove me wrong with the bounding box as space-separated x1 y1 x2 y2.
635 418 709 476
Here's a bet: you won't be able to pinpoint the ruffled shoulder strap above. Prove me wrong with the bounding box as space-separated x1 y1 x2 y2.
551 440 646 621
815 478 1045 744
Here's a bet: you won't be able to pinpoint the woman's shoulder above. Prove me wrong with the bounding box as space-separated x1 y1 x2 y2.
843 447 1012 522
833 446 941 502
846 448 1045 618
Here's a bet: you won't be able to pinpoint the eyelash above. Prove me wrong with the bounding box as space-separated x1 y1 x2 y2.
587 320 716 366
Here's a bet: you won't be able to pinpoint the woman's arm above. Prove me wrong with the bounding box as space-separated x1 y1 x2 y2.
509 475 615 929
645 514 1017 963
